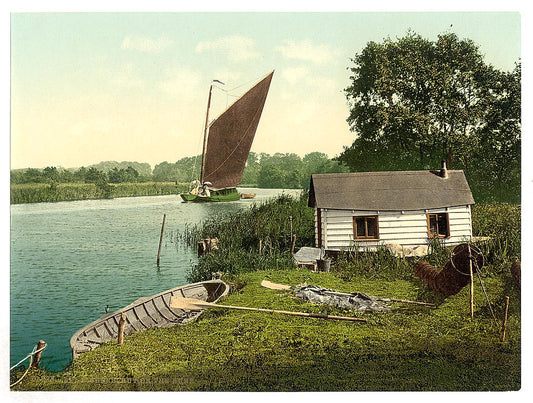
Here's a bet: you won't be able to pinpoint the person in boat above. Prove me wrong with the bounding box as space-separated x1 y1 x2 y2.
200 182 212 197
190 180 200 195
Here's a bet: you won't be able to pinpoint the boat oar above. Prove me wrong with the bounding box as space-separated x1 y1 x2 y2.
170 296 367 322
261 280 436 308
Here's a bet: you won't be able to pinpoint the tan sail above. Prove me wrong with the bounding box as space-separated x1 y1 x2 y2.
202 71 274 188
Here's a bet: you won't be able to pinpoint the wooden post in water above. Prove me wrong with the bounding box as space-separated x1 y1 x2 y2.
156 214 166 266
30 340 46 368
118 313 126 346
501 296 510 344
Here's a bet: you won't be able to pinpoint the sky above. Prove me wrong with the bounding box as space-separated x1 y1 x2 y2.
9 10 522 170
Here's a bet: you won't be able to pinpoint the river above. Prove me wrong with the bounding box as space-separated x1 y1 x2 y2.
10 188 300 371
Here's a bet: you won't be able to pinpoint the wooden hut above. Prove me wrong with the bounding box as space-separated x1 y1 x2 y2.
308 163 475 255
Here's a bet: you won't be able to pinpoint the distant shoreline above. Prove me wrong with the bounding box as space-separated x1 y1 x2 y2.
10 182 188 204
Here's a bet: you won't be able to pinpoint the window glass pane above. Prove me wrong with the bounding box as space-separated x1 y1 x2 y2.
366 217 377 237
355 217 365 237
437 214 448 236
428 215 437 236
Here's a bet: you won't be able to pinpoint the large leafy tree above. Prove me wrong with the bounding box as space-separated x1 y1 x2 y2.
340 31 496 170
469 63 521 202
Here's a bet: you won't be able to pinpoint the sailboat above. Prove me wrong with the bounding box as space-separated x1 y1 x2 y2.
180 71 274 202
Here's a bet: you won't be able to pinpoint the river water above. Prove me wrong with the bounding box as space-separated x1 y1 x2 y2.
10 188 300 371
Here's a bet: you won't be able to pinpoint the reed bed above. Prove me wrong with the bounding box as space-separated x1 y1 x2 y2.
181 192 315 282
10 182 189 204
471 203 521 271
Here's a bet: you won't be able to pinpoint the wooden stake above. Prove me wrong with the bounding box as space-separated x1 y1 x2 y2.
118 313 126 346
501 296 510 344
30 340 46 368
290 235 297 255
156 214 166 266
469 244 474 319
289 215 293 240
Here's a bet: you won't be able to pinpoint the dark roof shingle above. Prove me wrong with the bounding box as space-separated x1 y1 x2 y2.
308 170 474 211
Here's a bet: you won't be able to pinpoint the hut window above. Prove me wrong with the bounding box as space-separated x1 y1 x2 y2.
353 216 379 240
427 213 450 238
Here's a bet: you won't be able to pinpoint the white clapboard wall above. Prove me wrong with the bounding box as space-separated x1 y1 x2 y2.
315 205 472 251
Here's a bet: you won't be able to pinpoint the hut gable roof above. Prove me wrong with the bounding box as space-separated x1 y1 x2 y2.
308 170 474 211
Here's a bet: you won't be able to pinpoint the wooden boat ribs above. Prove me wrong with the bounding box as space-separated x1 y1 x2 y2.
70 280 229 359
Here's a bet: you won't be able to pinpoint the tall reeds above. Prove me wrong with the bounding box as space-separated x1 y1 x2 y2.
10 182 189 204
471 203 521 272
184 192 315 282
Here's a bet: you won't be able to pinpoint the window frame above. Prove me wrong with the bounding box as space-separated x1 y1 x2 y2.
352 215 380 241
426 212 451 239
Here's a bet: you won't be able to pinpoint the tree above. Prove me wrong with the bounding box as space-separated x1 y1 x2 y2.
469 63 521 202
242 151 261 185
84 167 107 183
43 166 59 182
108 166 140 183
341 31 492 170
301 152 349 188
257 165 286 188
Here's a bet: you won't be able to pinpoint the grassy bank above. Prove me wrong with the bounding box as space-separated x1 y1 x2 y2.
11 195 521 391
12 268 520 391
10 182 189 204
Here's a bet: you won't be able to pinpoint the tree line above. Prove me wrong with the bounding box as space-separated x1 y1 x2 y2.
10 152 347 190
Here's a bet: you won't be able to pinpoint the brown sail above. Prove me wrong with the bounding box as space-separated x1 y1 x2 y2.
202 71 274 188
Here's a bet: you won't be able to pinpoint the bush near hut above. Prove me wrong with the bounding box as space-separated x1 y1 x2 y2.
471 203 521 271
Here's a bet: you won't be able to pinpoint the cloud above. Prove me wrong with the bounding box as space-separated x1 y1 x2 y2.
157 67 203 98
281 66 337 90
121 35 174 53
195 35 260 62
275 39 339 64
281 66 309 86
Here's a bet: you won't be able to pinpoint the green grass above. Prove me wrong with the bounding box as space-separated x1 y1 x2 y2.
12 269 520 391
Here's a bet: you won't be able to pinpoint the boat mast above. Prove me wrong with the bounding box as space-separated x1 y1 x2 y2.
199 84 213 184
200 79 224 184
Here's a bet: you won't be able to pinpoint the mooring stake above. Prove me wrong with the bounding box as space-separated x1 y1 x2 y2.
118 313 126 346
156 213 166 266
30 340 46 368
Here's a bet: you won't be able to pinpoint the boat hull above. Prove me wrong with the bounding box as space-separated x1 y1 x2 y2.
180 187 241 202
70 279 229 359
